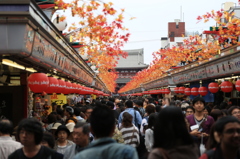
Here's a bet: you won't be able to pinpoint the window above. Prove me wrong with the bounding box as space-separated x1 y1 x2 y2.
170 32 175 37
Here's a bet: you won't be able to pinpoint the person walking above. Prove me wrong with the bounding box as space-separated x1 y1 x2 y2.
118 100 142 129
54 125 74 154
119 112 139 148
186 97 214 146
0 119 22 159
8 118 63 159
200 116 240 159
148 106 199 159
63 122 90 159
73 106 138 159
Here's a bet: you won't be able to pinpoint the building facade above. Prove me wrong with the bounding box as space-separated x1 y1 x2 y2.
115 48 148 93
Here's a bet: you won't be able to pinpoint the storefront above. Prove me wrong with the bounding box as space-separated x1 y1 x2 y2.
130 45 240 105
0 0 108 125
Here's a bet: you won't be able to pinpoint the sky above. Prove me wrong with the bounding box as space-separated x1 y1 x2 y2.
60 0 239 65
105 0 238 64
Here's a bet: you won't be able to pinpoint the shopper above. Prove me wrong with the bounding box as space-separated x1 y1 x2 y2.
8 118 63 159
64 122 90 159
200 116 240 159
0 119 22 159
228 106 240 120
186 97 214 145
119 112 139 148
73 106 138 159
118 100 142 129
148 106 199 159
54 125 74 154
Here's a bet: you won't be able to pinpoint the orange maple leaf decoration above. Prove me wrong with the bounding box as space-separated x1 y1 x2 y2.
54 0 131 92
119 9 240 94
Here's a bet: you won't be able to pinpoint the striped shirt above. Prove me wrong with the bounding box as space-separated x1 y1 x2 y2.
119 125 139 148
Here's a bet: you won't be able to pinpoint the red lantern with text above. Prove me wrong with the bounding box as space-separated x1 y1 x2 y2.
199 87 208 96
165 89 170 94
184 88 191 96
191 87 199 96
64 81 72 94
236 80 240 92
77 84 82 94
208 82 219 93
220 81 233 92
174 87 180 94
45 77 59 94
56 79 66 94
28 73 49 93
71 83 78 94
179 87 185 94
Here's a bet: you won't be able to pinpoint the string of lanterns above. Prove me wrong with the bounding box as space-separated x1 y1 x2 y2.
129 80 240 96
27 73 109 96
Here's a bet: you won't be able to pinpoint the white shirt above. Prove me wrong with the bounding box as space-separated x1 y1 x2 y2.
0 136 22 159
140 118 148 135
145 129 154 152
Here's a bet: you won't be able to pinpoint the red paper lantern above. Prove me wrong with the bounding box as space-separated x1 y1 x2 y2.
191 87 199 96
56 79 66 94
28 73 49 93
77 84 82 94
174 87 180 93
208 82 219 93
179 87 185 94
199 87 208 96
165 89 170 94
45 77 59 94
64 81 73 94
220 81 233 92
236 80 240 92
184 88 191 96
71 83 78 94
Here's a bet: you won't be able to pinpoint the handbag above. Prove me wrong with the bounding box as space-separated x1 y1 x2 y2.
199 133 206 155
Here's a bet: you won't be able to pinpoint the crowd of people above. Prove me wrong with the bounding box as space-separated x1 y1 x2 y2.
0 96 240 159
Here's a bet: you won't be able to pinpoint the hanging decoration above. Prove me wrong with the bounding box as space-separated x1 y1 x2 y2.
45 77 59 94
236 80 240 92
220 81 233 92
28 73 49 93
184 88 191 96
56 79 66 94
208 82 219 93
64 81 73 95
179 87 185 94
191 87 199 96
199 87 208 96
174 87 180 94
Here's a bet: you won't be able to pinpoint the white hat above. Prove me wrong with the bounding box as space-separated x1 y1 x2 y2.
181 103 190 109
66 122 75 132
51 123 62 130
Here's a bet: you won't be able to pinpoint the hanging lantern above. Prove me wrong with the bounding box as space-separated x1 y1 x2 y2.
174 87 180 94
199 87 208 96
236 80 240 92
56 79 66 94
220 81 233 92
76 84 82 94
179 87 185 94
45 77 59 94
64 81 72 94
191 87 199 96
208 82 219 93
71 83 78 94
184 88 191 96
28 73 49 93
165 88 170 94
